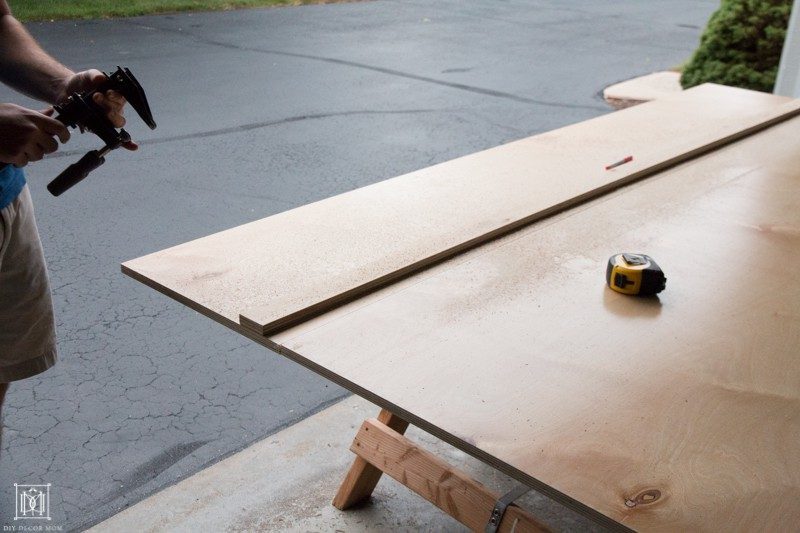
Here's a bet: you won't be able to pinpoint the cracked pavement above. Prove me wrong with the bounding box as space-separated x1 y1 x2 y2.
0 0 716 529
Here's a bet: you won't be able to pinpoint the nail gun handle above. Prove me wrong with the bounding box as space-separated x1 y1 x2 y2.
47 150 106 197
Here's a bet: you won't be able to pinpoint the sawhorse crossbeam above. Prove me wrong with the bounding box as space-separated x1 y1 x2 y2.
333 409 550 532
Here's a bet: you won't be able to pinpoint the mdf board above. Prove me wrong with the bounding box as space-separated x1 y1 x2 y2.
268 116 800 531
121 84 800 336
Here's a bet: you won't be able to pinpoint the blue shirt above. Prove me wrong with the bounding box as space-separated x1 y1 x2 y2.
0 164 25 209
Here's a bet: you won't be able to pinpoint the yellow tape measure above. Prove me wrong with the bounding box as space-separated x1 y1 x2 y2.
606 253 666 296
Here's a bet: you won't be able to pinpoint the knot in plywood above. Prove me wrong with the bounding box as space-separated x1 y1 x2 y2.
624 488 662 508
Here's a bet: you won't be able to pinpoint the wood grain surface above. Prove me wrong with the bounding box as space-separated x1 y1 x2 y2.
122 90 800 531
121 84 799 336
270 116 800 531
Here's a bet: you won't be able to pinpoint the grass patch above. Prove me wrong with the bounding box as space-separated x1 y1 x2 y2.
12 0 340 22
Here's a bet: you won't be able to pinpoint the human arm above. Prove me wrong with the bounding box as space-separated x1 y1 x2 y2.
0 1 75 105
0 0 134 165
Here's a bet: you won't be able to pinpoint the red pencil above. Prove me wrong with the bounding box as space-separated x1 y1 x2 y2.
605 155 633 170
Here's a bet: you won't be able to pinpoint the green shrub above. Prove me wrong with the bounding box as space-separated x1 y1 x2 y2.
680 0 792 92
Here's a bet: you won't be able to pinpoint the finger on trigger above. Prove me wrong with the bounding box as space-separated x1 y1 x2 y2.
25 146 44 162
107 90 126 104
46 122 71 143
106 93 126 112
90 70 106 85
36 133 59 154
95 92 124 115
34 113 71 143
51 123 71 144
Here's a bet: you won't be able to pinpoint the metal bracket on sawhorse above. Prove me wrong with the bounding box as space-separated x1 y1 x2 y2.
486 484 532 532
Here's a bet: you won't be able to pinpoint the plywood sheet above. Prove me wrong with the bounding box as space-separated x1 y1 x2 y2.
269 116 800 531
122 84 800 335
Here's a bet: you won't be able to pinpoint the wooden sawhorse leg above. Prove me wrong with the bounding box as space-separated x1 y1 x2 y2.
333 409 550 532
332 409 410 509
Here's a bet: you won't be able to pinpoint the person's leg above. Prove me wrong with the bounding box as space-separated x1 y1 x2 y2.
1 187 57 454
0 185 57 398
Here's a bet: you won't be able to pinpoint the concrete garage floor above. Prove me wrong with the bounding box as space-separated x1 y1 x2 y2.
0 1 716 529
90 396 604 532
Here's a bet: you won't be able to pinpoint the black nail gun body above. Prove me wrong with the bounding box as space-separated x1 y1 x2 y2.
47 66 157 196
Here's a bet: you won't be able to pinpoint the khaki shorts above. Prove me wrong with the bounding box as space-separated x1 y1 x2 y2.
0 186 57 383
